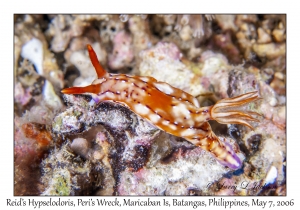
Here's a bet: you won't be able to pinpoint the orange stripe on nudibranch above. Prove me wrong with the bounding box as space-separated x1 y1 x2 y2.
62 44 261 170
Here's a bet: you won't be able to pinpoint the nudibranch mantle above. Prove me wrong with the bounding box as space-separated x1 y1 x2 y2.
62 44 260 170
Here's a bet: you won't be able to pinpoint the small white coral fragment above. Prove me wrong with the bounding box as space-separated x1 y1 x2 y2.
21 37 43 74
43 80 62 108
264 165 277 185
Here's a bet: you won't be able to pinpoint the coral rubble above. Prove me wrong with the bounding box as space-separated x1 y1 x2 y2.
14 14 286 196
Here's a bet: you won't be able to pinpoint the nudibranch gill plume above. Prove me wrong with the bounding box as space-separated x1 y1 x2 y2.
62 44 260 170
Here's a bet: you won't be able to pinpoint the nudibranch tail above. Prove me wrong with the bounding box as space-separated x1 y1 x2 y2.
87 44 108 78
185 126 242 169
61 84 100 95
211 91 261 129
206 133 242 169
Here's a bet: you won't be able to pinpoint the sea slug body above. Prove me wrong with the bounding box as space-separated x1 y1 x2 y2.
62 44 260 169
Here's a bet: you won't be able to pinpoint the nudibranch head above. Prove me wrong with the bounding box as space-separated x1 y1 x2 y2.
61 44 108 95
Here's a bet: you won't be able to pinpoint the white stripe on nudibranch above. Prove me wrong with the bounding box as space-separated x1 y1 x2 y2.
92 78 106 85
106 92 116 98
161 121 176 130
226 155 240 168
213 147 224 157
114 81 129 90
172 103 191 117
168 124 177 130
139 76 151 83
180 128 196 137
134 103 150 115
149 114 161 123
195 115 206 122
187 119 195 127
162 120 170 126
193 98 200 108
153 83 174 94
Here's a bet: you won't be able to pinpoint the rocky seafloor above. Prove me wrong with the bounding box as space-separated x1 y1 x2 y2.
14 14 286 196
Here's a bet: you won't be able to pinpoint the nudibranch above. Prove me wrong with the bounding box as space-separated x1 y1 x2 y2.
62 44 260 169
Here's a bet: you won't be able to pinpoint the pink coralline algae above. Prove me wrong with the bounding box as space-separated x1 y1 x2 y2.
14 82 32 106
108 30 134 70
